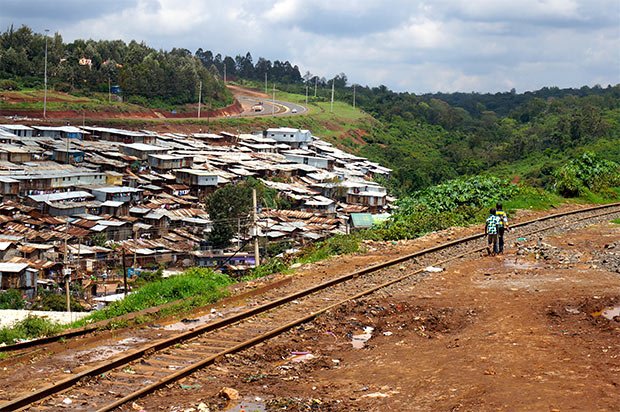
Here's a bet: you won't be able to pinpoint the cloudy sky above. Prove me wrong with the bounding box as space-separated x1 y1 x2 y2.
2 0 619 93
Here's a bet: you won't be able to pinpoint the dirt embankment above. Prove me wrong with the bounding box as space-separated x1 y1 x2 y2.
0 87 245 121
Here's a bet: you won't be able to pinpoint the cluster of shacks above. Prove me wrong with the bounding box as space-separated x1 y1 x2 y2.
0 124 393 297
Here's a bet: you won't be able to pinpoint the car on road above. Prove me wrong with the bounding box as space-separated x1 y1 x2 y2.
291 108 298 113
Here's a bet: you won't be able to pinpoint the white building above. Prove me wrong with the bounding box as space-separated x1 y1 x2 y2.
264 127 313 148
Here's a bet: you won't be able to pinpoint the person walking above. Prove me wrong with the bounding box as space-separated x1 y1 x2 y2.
485 208 500 256
495 202 509 254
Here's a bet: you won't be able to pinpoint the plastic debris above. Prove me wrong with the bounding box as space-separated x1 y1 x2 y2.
424 266 444 273
196 403 210 412
290 352 315 363
351 327 374 349
362 392 390 398
62 398 73 405
180 384 202 390
219 387 240 400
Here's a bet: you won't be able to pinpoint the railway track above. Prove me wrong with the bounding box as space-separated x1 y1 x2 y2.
1 203 619 411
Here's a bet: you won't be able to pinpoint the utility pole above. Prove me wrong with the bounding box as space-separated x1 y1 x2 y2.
272 83 276 116
314 77 317 98
197 80 202 118
132 228 137 267
43 29 49 119
237 217 241 249
64 220 70 312
122 248 128 297
252 189 260 268
353 84 356 108
108 76 111 103
77 240 81 276
330 79 335 113
223 64 226 83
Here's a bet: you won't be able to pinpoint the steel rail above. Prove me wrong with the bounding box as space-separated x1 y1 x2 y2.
2 202 619 411
3 202 617 355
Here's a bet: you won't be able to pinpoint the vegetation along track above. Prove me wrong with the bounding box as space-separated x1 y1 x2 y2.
1 203 619 411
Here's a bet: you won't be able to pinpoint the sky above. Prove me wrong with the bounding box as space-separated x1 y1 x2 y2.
1 0 619 93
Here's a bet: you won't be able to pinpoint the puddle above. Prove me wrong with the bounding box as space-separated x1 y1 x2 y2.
161 310 226 331
351 326 374 349
61 337 149 362
225 397 266 412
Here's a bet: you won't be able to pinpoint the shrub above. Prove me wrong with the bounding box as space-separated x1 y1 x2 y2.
370 175 522 241
0 289 26 309
31 291 85 312
0 79 19 90
297 234 362 264
0 316 63 345
243 257 288 281
54 82 72 93
554 152 620 197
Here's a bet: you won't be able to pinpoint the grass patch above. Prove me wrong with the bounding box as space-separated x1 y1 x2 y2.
503 186 565 211
72 268 232 327
0 316 64 345
296 234 363 264
612 218 620 225
241 257 290 281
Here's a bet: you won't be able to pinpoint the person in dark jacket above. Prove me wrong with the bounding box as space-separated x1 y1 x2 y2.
495 203 509 254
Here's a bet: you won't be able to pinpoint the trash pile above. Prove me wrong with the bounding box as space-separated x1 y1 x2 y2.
515 239 582 266
594 241 620 274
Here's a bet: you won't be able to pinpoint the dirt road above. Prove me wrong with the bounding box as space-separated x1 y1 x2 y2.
126 214 620 411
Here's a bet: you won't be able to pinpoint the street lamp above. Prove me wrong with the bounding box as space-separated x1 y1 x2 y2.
43 29 49 119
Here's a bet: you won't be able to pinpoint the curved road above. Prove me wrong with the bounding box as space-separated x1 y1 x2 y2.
234 94 308 118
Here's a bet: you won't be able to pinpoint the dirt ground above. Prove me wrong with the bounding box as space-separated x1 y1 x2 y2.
0 85 249 121
127 213 620 412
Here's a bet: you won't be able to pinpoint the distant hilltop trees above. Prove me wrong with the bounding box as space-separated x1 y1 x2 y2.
0 25 345 108
0 25 231 107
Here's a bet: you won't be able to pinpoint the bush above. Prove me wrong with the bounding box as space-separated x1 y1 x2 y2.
297 234 362 264
401 175 521 214
0 289 26 309
54 82 72 93
243 257 288 281
0 315 63 345
370 204 462 240
31 291 85 312
554 152 620 197
371 175 521 241
0 79 19 90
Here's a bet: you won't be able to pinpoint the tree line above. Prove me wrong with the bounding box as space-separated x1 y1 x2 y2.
0 25 353 107
0 25 232 107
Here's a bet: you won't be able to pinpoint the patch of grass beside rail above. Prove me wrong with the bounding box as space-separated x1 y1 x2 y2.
73 268 232 327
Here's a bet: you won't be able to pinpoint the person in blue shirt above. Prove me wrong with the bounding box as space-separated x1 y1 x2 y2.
485 208 500 256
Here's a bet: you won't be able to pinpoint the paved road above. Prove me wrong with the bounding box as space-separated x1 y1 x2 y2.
235 95 308 117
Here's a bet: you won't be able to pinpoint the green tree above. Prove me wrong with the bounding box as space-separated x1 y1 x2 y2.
206 183 253 248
